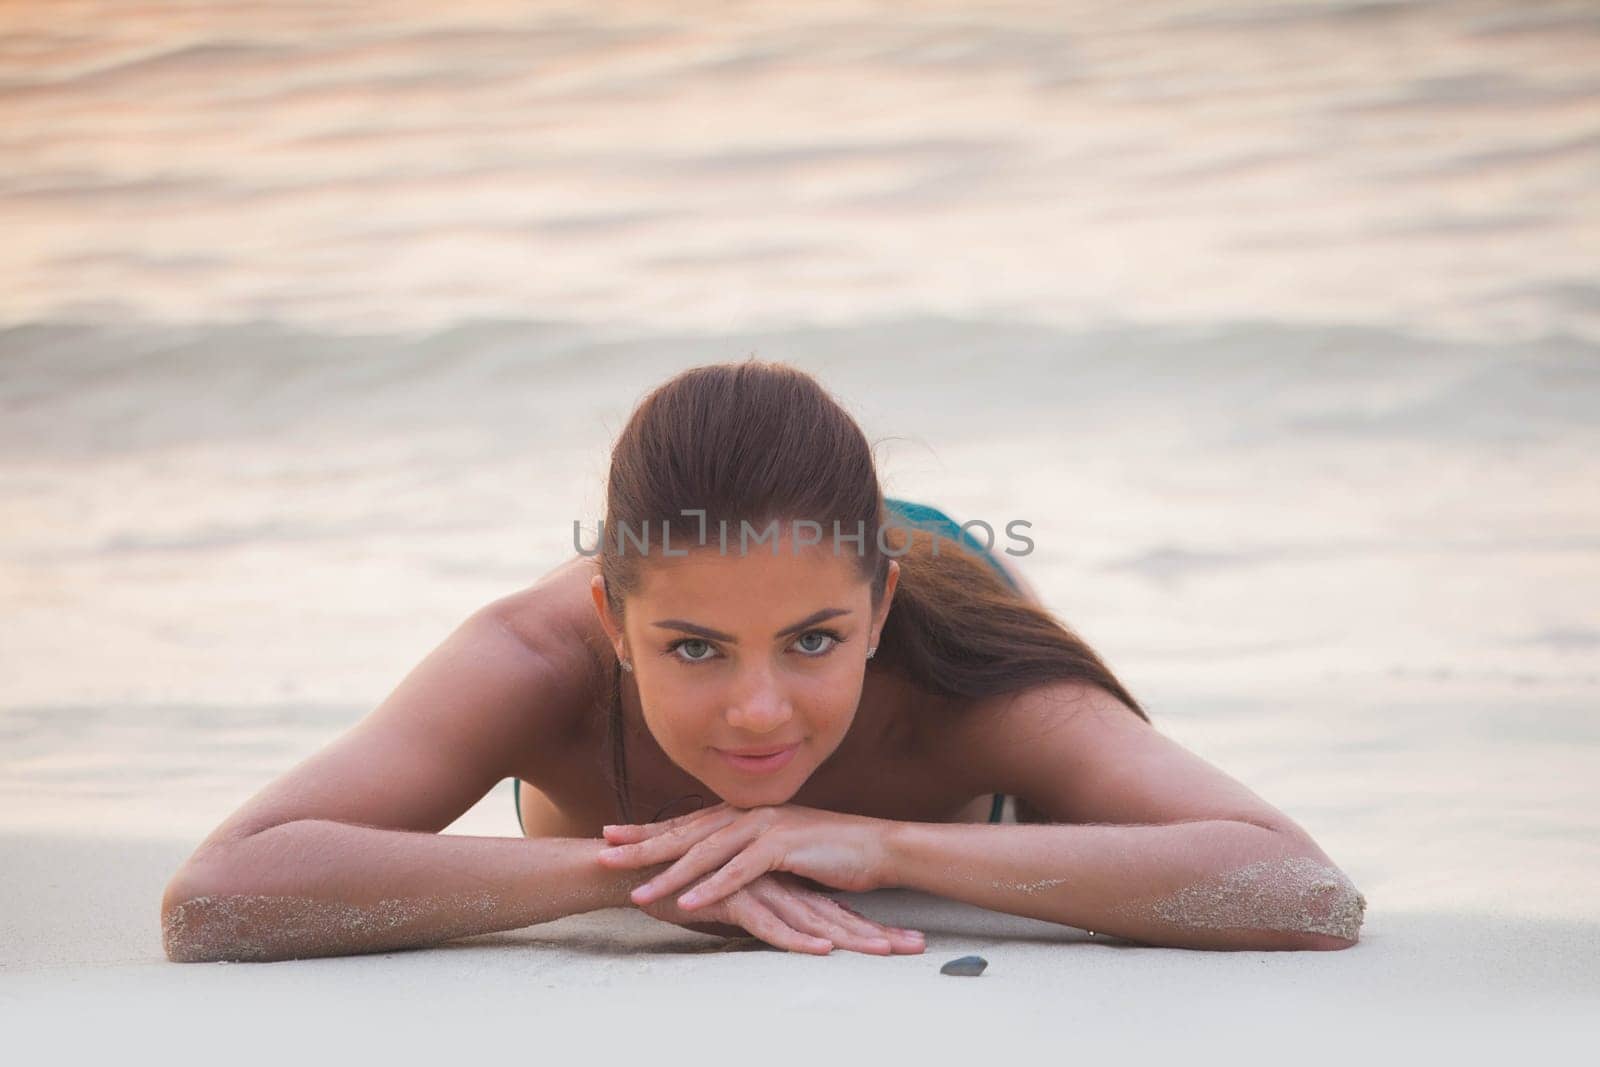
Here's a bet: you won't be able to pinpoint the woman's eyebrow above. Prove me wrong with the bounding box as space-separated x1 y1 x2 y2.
651 607 852 644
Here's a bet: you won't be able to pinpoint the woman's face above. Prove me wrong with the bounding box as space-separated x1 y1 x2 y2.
593 537 899 809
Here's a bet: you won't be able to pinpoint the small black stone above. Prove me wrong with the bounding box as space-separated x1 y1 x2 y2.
939 954 988 977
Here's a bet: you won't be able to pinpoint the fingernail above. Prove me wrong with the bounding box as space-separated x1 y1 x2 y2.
678 890 701 907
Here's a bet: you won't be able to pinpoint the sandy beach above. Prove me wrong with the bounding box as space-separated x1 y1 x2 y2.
5 830 1598 1061
4 1 1599 1059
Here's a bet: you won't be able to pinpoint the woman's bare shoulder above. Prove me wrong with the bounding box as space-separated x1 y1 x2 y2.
480 554 612 740
489 554 604 648
176 556 613 853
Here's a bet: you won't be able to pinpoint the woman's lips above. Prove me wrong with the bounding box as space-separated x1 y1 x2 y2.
715 742 800 773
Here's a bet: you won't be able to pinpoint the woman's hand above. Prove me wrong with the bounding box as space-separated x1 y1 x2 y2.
596 803 903 916
633 869 924 955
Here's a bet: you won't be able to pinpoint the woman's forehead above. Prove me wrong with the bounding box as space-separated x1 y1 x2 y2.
629 541 868 608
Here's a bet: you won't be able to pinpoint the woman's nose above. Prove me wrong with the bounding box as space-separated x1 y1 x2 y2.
724 671 793 734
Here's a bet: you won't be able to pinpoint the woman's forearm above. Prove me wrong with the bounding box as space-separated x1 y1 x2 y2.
881 819 1366 950
161 820 657 962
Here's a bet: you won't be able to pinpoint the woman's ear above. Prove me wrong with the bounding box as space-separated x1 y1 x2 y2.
872 559 900 642
590 574 622 645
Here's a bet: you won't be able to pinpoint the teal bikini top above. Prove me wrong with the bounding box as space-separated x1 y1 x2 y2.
882 496 1019 592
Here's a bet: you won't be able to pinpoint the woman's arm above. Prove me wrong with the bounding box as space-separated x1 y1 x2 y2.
161 594 661 962
911 681 1366 950
882 818 1361 950
596 803 1357 951
162 822 652 962
593 683 1363 950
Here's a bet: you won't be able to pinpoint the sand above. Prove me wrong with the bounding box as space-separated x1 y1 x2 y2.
1137 856 1368 942
4 833 1596 1063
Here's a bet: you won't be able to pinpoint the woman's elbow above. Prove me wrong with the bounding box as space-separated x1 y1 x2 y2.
160 851 261 963
161 867 223 963
1277 865 1367 950
161 892 222 963
1279 928 1360 951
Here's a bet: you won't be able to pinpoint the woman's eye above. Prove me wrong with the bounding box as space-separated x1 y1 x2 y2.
668 630 842 665
671 638 716 663
794 630 839 656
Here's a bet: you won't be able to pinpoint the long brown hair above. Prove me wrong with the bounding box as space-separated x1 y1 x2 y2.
591 359 1146 822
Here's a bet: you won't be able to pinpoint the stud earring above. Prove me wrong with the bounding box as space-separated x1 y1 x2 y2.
618 648 633 672
866 645 877 659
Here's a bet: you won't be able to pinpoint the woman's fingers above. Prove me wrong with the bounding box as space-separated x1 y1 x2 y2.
807 894 926 954
603 803 733 843
672 843 774 910
626 825 759 906
597 808 742 869
752 880 924 955
602 804 722 844
755 884 894 955
723 894 833 955
637 871 917 958
601 814 694 845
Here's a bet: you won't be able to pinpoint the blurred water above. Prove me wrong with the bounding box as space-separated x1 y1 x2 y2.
0 0 1596 337
1 2 1597 925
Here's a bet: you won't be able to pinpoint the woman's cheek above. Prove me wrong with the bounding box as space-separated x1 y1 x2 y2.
642 679 707 760
812 662 863 730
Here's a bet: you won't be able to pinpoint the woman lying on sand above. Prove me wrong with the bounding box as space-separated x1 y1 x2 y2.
161 361 1365 962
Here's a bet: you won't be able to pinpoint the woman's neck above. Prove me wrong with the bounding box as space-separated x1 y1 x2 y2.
614 667 715 821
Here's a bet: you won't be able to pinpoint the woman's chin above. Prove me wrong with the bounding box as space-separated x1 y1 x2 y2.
702 745 811 808
711 773 802 810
